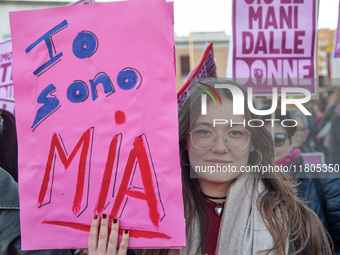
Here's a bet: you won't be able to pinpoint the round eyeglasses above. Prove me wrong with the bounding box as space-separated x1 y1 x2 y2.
189 128 252 151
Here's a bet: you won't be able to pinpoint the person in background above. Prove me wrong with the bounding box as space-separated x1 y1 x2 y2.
315 88 340 157
0 109 73 254
328 93 340 165
308 99 326 152
265 109 340 254
0 109 18 182
0 166 73 255
288 108 315 153
90 80 332 255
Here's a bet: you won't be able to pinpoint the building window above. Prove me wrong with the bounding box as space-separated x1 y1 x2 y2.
180 55 190 76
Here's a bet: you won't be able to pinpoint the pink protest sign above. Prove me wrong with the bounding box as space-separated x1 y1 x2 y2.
0 39 15 114
228 0 317 95
301 152 325 165
177 42 217 109
10 0 185 250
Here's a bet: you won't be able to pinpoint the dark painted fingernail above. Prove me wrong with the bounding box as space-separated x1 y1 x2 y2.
113 218 118 224
124 229 129 234
94 214 98 219
102 213 107 219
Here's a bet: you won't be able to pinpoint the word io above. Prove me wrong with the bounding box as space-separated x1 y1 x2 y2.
201 85 311 116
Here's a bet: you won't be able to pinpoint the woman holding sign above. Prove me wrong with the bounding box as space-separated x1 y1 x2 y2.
89 79 331 255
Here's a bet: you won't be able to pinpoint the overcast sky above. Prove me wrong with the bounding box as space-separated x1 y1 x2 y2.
171 0 339 36
55 0 340 36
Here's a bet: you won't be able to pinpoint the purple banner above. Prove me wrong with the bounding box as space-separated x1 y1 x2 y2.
0 39 14 115
334 1 340 58
177 42 217 109
0 97 15 114
230 0 317 95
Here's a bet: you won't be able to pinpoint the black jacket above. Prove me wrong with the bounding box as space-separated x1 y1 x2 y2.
0 167 72 255
289 156 340 254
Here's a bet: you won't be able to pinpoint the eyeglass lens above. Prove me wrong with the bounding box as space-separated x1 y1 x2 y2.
274 133 287 147
190 128 250 150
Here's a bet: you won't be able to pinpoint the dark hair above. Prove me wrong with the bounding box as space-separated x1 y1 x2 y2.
178 79 274 254
0 110 18 182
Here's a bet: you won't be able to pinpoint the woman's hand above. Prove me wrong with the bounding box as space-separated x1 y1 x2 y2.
88 214 129 255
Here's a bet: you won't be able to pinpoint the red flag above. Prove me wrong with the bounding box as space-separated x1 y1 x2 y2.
68 0 94 5
177 42 217 110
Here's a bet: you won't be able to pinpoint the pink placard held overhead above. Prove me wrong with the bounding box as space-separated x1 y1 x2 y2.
10 0 185 250
301 152 325 165
228 0 318 95
0 39 15 114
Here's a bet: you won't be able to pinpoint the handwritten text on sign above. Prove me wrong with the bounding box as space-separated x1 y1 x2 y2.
28 20 142 131
10 1 185 250
232 0 317 95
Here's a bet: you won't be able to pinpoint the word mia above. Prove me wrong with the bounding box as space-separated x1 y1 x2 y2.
200 85 311 116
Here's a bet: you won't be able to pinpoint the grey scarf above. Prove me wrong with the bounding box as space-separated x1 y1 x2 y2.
177 174 288 255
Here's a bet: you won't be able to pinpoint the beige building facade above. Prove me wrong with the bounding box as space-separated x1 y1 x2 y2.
0 0 70 41
174 32 229 90
317 28 335 77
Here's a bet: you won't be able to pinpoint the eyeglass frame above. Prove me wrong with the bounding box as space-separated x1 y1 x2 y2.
189 128 252 151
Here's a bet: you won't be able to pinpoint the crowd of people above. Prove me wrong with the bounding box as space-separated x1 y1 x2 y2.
1 80 340 254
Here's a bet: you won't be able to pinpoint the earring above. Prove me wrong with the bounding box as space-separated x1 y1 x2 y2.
248 149 262 166
180 150 190 166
